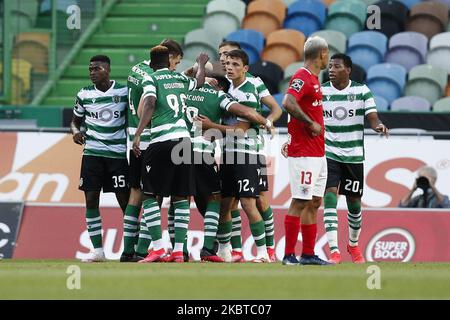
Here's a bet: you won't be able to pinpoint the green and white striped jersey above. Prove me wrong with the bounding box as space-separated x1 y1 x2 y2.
73 81 128 159
322 80 377 163
184 83 237 154
141 68 197 144
225 79 262 154
127 60 152 149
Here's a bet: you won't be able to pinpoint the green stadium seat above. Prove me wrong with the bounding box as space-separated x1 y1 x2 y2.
427 32 450 75
100 17 202 35
203 0 246 40
183 28 220 62
433 97 450 112
405 64 448 105
109 2 205 17
311 30 347 57
73 48 148 66
325 0 367 38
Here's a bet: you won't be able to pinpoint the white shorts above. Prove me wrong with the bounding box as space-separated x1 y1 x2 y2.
288 156 327 200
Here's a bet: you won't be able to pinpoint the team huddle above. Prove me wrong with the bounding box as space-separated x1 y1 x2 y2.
70 36 388 265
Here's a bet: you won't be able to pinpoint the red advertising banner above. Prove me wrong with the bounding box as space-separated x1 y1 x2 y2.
13 205 450 262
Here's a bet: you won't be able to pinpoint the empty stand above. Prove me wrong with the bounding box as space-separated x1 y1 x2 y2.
13 31 50 74
374 95 390 111
311 30 347 57
367 63 407 104
203 0 246 40
406 1 449 39
374 0 408 39
242 0 287 37
427 32 450 74
249 60 284 94
433 97 450 111
283 0 327 37
385 32 428 72
325 0 367 38
405 64 448 104
226 29 265 65
261 29 305 70
183 28 220 62
347 31 387 72
390 96 431 112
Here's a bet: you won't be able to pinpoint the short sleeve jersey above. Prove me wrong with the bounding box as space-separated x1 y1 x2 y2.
286 67 325 157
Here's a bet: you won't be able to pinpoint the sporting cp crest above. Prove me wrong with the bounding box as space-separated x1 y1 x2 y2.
113 95 120 103
347 93 356 102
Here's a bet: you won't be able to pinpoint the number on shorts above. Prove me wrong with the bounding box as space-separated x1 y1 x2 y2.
112 175 126 188
344 179 360 193
238 179 250 192
300 171 312 185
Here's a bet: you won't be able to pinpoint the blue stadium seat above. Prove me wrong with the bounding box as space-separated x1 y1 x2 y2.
347 31 388 72
374 95 390 111
385 32 428 72
367 63 407 104
226 29 265 65
263 92 285 111
283 0 327 37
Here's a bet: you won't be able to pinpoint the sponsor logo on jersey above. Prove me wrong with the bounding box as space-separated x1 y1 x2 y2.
365 228 415 262
290 79 304 93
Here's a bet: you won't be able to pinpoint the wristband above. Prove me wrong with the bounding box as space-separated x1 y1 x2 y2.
265 119 272 129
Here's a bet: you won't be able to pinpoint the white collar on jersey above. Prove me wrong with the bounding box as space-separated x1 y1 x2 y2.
154 68 169 72
330 80 352 92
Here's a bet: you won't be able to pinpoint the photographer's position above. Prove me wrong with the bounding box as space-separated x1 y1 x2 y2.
399 166 450 208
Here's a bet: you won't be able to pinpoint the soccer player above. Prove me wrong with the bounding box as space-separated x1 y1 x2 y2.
322 54 388 264
187 74 274 262
132 45 208 263
71 55 129 262
217 41 282 262
281 36 331 266
121 39 185 262
217 49 270 263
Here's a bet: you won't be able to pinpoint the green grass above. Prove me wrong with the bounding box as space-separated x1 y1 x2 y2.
1 260 449 299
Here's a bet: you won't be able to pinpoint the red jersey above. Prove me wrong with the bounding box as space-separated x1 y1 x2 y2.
286 67 325 157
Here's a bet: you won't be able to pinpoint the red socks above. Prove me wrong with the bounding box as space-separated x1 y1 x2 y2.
301 223 317 256
284 215 300 255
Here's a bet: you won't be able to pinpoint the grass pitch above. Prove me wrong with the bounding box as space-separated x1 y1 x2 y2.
1 260 449 299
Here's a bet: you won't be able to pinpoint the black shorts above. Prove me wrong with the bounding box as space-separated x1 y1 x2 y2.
194 152 221 196
79 155 129 193
129 149 146 189
220 152 260 198
326 158 364 197
141 138 195 197
258 154 269 192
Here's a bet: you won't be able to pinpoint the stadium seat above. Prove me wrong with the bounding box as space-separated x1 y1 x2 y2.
183 28 220 62
390 96 431 112
280 61 304 93
433 97 450 112
226 29 265 65
396 0 421 9
261 29 305 70
322 63 367 84
11 1 39 33
13 31 50 74
311 30 347 57
283 0 327 37
203 0 246 40
374 0 409 39
176 59 196 74
374 95 390 111
367 63 407 104
242 0 287 37
272 92 285 109
406 1 449 39
447 82 450 96
427 32 450 74
346 31 387 72
249 60 284 94
324 0 367 38
12 59 32 93
405 64 448 105
385 32 428 72
283 0 298 6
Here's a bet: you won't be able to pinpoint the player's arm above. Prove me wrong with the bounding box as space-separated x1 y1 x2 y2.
71 95 86 145
133 95 156 156
261 95 283 123
193 52 209 88
283 93 322 136
366 112 389 137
